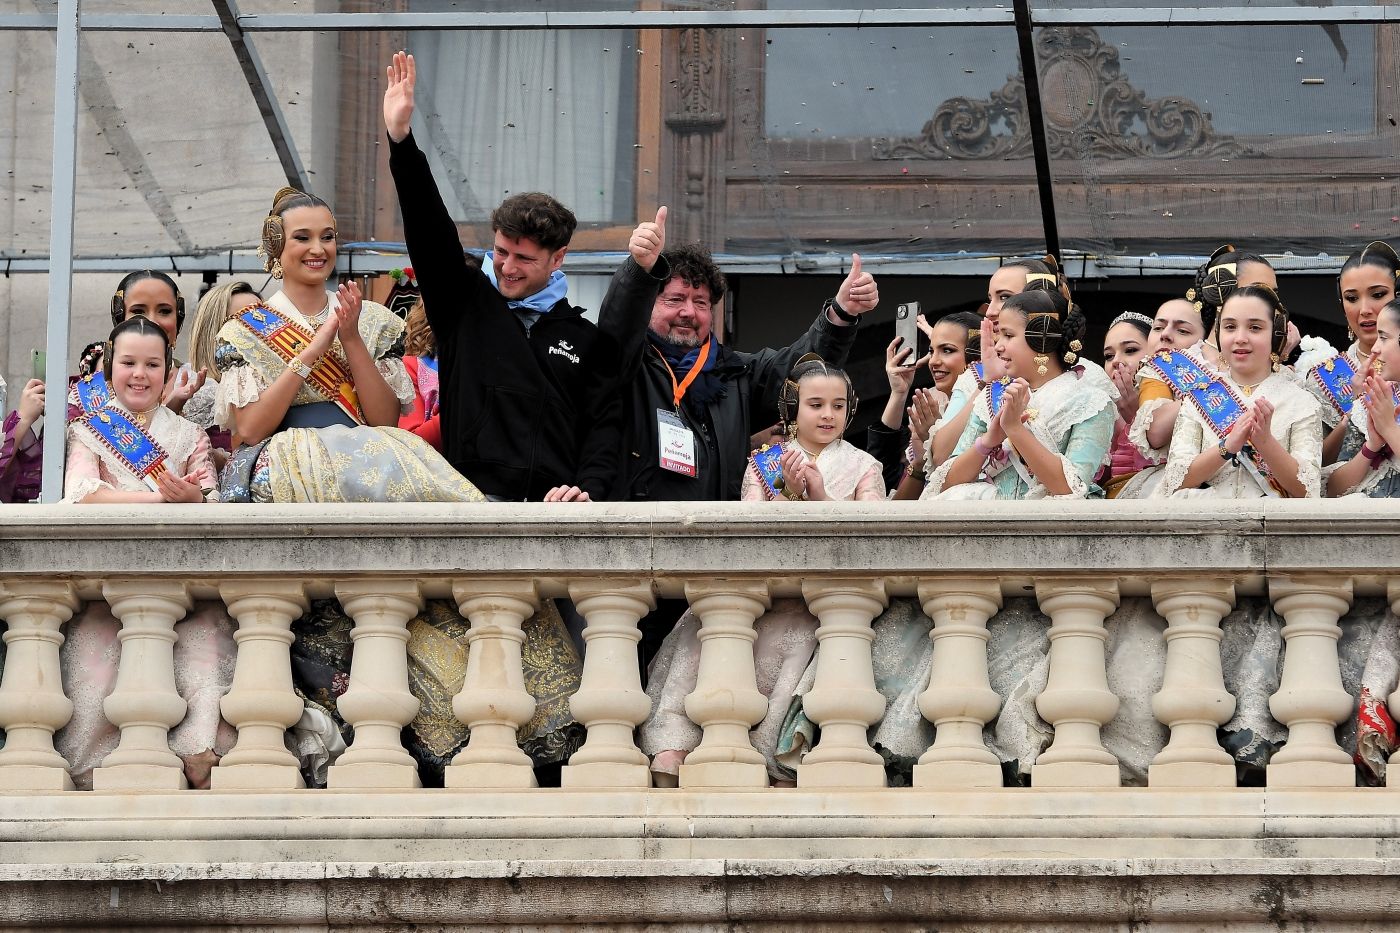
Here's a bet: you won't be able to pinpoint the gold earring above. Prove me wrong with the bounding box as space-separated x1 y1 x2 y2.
1034 354 1049 376
1348 327 1355 342
270 258 284 280
1270 352 1281 373
786 421 798 440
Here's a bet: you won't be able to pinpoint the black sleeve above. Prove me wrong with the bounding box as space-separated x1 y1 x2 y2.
740 307 860 434
596 254 671 384
865 421 911 492
387 131 503 348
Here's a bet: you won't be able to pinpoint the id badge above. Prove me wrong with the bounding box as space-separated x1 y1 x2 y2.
657 408 698 478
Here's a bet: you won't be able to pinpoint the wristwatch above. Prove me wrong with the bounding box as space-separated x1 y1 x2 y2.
1217 439 1236 463
287 357 312 380
824 298 860 325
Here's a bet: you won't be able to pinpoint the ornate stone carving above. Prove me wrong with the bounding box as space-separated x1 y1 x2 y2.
874 26 1255 161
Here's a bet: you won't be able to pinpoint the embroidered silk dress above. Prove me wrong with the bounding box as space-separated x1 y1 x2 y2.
924 361 1117 500
213 289 483 504
0 411 41 503
1154 371 1323 499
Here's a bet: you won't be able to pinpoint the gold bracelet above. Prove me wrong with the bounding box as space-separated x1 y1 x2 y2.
780 483 805 501
287 357 312 380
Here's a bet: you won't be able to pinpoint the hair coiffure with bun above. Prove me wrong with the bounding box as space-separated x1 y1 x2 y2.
259 186 336 275
1001 288 1087 367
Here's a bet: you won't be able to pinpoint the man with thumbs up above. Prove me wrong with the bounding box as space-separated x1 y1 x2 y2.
383 51 647 502
598 208 880 501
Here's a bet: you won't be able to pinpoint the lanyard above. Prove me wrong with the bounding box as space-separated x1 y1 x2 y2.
653 340 712 409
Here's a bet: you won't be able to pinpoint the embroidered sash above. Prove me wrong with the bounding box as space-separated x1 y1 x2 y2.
1308 352 1358 418
984 377 1009 417
76 405 169 491
972 361 985 387
1148 349 1277 495
73 371 111 417
238 304 364 425
749 442 786 500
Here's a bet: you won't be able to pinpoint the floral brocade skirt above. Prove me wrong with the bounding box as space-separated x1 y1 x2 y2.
290 597 585 786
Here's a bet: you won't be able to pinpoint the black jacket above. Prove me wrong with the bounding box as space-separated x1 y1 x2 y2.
388 131 628 501
598 257 861 501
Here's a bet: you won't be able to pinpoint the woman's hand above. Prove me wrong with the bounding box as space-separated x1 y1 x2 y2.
332 281 364 346
885 337 918 396
1364 374 1400 449
164 366 207 410
908 387 946 456
1109 363 1138 422
779 445 807 496
800 461 828 501
997 379 1031 434
383 51 416 143
156 470 205 504
1282 321 1302 362
17 378 45 423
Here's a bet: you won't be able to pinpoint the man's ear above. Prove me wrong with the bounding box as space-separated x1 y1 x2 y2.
549 246 569 273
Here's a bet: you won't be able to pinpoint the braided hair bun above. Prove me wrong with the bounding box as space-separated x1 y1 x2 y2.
259 186 335 274
1003 289 1084 367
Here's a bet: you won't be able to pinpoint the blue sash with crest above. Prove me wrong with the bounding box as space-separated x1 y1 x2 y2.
1147 349 1277 494
1309 353 1358 418
749 442 786 500
73 371 111 418
984 377 1009 418
77 405 169 491
972 361 985 386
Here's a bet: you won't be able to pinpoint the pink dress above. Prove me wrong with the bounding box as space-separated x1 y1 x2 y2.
0 411 42 503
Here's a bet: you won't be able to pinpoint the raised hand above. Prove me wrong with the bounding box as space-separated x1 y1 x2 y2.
1109 362 1138 422
164 366 208 408
1364 373 1398 429
17 378 45 423
1248 397 1275 443
907 387 947 461
1224 410 1255 454
979 316 1006 382
835 254 878 316
383 51 417 143
629 206 667 273
332 281 363 344
1282 321 1301 361
800 461 827 501
156 469 204 504
998 379 1031 431
885 337 916 395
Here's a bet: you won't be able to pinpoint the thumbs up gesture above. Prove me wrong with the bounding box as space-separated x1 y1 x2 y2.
836 253 879 317
629 206 668 273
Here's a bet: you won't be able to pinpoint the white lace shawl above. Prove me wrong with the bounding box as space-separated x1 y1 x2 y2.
1153 371 1324 498
213 290 413 430
64 403 212 503
926 361 1117 500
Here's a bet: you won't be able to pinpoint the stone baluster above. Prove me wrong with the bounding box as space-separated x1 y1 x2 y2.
327 581 423 789
561 581 655 788
679 582 771 789
0 582 81 790
211 581 309 790
93 581 193 790
445 581 541 789
1267 576 1355 788
1149 579 1237 787
913 579 1003 788
1386 581 1400 789
1031 580 1121 788
796 580 888 788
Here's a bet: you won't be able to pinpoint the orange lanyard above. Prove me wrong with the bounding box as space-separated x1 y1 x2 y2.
653 340 711 408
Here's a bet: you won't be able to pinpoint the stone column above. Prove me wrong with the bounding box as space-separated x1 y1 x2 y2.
913 579 1003 788
327 581 423 789
561 580 655 789
93 581 193 791
1031 580 1121 788
0 582 81 790
796 579 888 788
1267 576 1355 788
1149 579 1237 787
679 581 771 789
211 581 309 790
445 580 540 790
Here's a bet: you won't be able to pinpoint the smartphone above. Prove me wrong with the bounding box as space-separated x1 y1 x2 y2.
31 349 46 380
894 301 921 367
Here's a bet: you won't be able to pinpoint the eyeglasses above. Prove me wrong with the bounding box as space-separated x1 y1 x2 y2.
659 294 711 312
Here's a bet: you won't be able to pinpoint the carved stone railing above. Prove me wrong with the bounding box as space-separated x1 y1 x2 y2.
2 500 1400 929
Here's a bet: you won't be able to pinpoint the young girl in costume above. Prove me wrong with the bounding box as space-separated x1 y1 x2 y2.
57 316 235 788
184 280 264 470
1327 295 1400 498
1099 311 1157 498
399 298 443 451
642 358 882 785
1310 241 1399 470
926 289 1116 500
1155 285 1322 499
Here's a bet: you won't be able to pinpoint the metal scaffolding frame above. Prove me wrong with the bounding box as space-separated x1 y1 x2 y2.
16 3 1393 500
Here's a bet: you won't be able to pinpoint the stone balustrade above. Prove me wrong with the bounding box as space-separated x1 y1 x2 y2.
2 499 1400 929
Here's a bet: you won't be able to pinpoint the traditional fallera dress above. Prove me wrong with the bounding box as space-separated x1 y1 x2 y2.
924 360 1117 500
1154 368 1323 499
0 410 41 503
56 399 234 788
640 439 886 784
212 290 482 504
1121 343 1220 500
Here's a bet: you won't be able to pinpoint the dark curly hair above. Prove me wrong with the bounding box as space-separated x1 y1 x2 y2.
937 310 984 363
660 243 727 304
